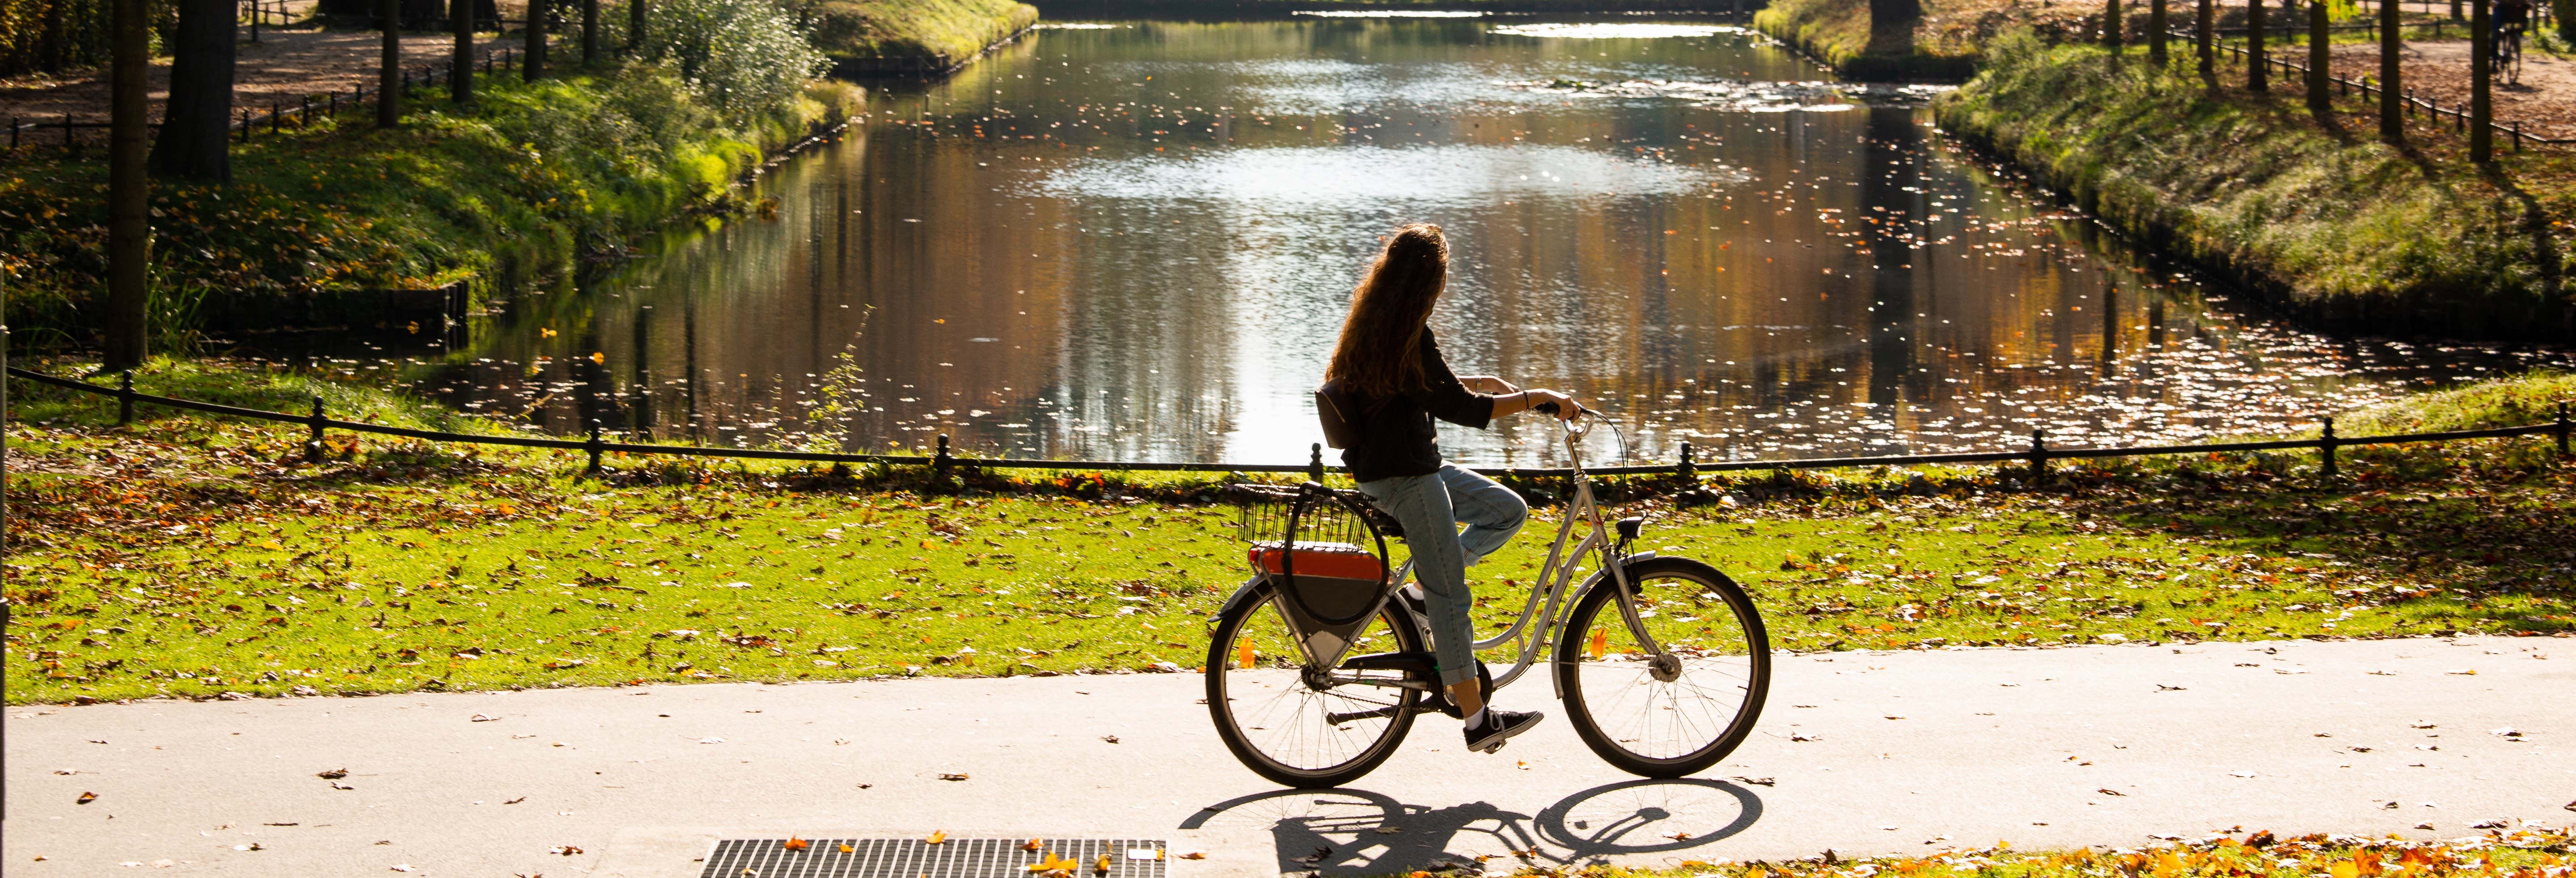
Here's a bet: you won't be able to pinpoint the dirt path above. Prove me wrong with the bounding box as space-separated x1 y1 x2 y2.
2330 39 2576 139
0 12 550 144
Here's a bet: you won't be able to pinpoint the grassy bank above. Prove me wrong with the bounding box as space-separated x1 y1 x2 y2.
0 61 860 348
1934 35 2576 342
4 359 2569 705
812 0 1040 65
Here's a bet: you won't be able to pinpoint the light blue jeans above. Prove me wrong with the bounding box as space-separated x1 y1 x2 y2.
1356 464 1529 688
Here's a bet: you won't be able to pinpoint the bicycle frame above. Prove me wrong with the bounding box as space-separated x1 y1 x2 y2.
1219 414 1672 701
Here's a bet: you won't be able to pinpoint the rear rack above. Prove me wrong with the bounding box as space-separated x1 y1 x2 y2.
1225 484 1403 545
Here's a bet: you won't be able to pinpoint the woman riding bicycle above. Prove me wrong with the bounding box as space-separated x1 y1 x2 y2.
1320 223 1582 755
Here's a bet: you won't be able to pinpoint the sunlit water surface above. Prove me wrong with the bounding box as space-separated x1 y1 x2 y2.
402 18 2569 468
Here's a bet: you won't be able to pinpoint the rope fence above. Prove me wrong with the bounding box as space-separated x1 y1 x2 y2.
15 367 2573 485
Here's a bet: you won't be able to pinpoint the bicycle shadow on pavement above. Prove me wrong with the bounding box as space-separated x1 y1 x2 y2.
1182 778 1764 874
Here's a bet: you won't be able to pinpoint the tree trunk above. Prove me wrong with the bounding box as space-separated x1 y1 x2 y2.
2250 0 2267 90
2105 0 2123 49
2381 0 2403 140
2197 0 2215 80
2308 0 2331 111
105 0 150 372
378 0 402 128
2559 0 2575 42
582 0 598 63
150 0 235 182
453 0 475 105
525 0 548 81
2151 0 2168 64
42 0 68 70
2471 0 2491 160
629 0 646 51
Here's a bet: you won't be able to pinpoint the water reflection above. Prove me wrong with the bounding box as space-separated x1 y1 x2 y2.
417 17 2569 467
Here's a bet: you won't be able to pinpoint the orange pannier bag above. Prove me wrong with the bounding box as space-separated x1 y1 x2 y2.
1247 541 1386 581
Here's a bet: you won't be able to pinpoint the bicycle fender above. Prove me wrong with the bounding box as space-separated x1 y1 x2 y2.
1209 574 1269 626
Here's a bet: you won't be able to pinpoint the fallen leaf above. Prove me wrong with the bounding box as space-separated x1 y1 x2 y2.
551 845 583 856
937 772 969 781
1733 776 1777 786
839 844 855 853
504 797 526 805
75 791 96 804
470 714 502 722
925 831 948 844
1100 735 1119 744
1179 852 1206 860
331 781 356 790
2098 788 2126 796
1023 838 1044 852
318 768 349 779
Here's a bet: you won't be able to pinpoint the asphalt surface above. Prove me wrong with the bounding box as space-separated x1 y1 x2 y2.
4 636 2569 876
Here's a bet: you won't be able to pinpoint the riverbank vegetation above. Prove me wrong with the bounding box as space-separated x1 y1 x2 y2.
1935 35 2576 342
5 358 2568 704
809 0 1038 66
0 0 858 350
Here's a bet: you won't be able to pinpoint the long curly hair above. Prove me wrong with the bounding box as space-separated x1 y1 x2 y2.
1325 224 1449 397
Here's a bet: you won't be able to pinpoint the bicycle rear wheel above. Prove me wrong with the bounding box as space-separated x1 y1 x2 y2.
1206 582 1423 788
1555 556 1769 778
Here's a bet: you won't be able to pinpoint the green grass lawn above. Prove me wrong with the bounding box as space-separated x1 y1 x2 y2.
6 362 2573 705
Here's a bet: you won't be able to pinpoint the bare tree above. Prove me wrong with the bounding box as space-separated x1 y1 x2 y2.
151 0 236 182
453 0 475 105
379 0 402 128
2381 0 2403 141
526 0 550 81
2471 0 2491 161
2308 0 2330 111
2105 0 2123 50
2151 0 2169 64
584 0 599 63
104 0 149 371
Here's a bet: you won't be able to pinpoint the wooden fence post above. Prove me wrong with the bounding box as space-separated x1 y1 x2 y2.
1308 442 1325 483
117 369 135 425
933 433 953 477
2028 429 2050 480
305 396 326 463
585 424 605 473
1679 440 1697 480
2556 403 2570 457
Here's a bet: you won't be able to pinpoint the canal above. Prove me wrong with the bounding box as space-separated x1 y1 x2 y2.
412 14 2570 468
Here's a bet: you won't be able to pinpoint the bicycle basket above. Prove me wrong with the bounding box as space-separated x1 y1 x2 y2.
1225 485 1398 669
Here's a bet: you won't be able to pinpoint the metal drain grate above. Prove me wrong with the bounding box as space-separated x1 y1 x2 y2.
698 837 1172 878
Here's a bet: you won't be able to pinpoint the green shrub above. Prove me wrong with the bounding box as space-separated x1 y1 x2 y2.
637 0 830 123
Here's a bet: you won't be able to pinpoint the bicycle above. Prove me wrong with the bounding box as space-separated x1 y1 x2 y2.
1203 410 1772 788
2496 24 2524 86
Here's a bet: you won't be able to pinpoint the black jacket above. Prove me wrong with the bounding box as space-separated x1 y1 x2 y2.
1335 329 1495 483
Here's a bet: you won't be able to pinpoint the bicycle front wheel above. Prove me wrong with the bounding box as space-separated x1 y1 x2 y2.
1555 556 1770 778
1205 582 1422 789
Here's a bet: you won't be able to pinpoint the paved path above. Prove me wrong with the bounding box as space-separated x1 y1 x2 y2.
5 637 2570 877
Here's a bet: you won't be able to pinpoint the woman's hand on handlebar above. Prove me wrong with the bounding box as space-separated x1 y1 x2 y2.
1519 389 1582 421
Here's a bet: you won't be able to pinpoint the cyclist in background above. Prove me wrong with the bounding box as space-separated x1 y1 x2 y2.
2496 0 2530 81
1319 222 1580 755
